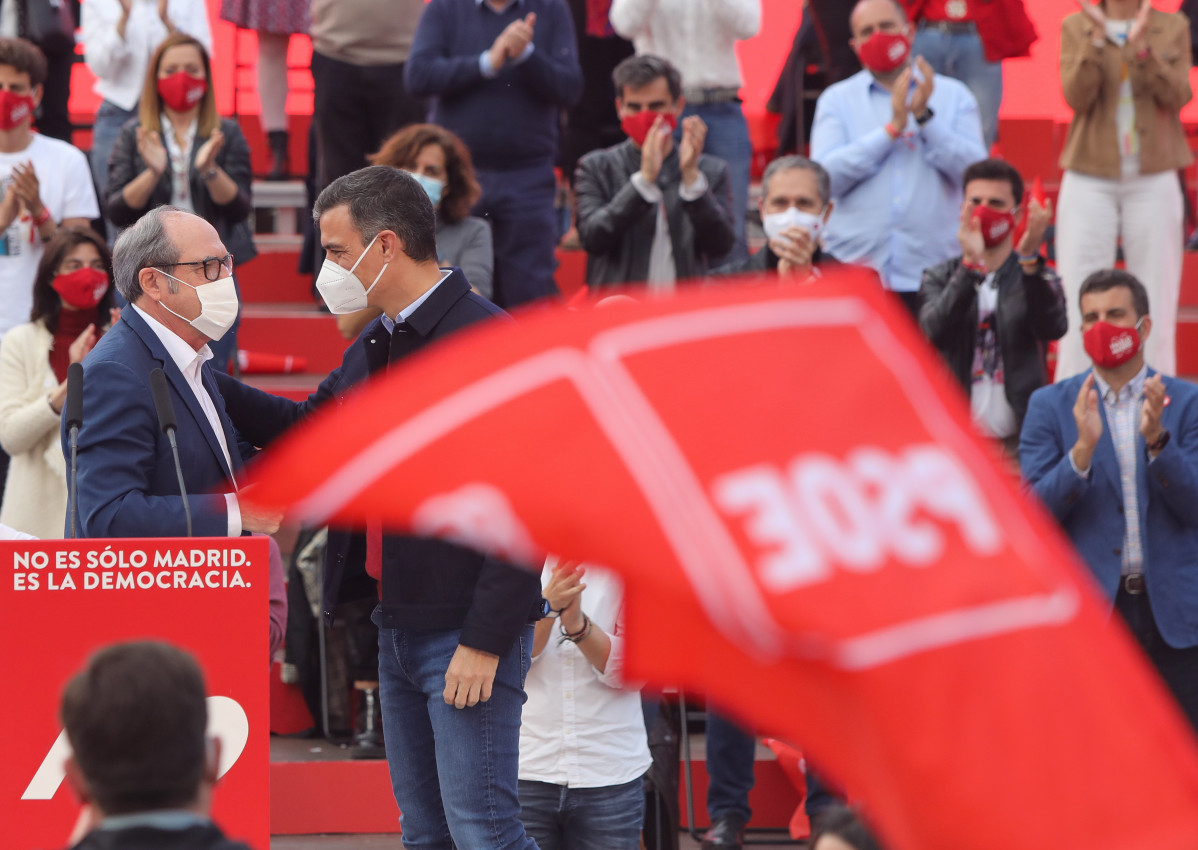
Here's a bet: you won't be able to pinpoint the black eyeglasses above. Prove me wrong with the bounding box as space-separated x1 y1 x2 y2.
161 253 234 282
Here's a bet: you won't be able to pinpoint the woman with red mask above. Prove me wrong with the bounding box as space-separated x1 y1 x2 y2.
0 227 117 539
1054 0 1192 381
105 32 255 371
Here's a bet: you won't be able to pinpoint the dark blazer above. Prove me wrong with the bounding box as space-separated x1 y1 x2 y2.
919 254 1067 432
1021 369 1198 648
106 117 257 265
575 139 734 288
65 821 252 850
214 269 542 655
62 305 245 538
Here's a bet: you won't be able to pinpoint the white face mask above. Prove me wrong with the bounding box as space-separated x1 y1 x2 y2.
315 233 388 315
153 268 239 342
762 206 825 244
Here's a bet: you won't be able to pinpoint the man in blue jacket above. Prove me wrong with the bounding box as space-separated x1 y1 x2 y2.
404 0 583 308
65 207 279 539
215 166 542 849
1021 269 1198 732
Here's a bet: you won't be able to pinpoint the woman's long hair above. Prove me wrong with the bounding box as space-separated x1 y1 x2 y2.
139 33 219 138
370 124 483 224
30 227 116 335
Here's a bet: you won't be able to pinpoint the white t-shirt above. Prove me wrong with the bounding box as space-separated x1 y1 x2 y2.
1104 20 1140 177
0 134 100 341
970 273 1018 439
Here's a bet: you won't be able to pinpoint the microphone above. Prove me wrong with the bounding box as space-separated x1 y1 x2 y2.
150 368 192 537
65 363 83 539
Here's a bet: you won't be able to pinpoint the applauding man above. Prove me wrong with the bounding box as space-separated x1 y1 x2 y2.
919 158 1066 456
810 0 986 315
1021 269 1198 733
575 54 734 291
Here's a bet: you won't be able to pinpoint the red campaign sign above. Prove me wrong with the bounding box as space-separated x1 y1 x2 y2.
241 271 1198 850
0 537 270 850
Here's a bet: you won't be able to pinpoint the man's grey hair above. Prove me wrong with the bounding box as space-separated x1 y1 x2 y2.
112 207 185 303
762 156 831 207
313 166 437 263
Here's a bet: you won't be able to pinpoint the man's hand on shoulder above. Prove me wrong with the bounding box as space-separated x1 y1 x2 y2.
444 644 501 709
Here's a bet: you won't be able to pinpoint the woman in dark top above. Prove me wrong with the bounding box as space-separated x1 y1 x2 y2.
106 32 255 369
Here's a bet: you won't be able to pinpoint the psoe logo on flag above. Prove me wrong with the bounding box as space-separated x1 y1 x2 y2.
710 443 1003 593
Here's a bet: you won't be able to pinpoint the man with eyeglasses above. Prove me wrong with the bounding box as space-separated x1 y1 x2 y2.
64 205 283 538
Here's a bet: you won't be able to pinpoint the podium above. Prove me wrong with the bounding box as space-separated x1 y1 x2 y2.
0 537 271 850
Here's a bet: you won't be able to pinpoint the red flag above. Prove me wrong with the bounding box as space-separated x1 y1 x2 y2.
241 270 1198 850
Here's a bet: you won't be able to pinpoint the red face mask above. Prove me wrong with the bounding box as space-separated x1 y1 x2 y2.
856 31 911 75
52 267 109 311
621 110 677 147
1083 320 1142 370
0 90 36 131
157 72 207 112
973 205 1016 249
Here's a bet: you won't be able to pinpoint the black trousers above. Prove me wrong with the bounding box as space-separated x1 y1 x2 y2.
311 51 426 189
1115 587 1198 734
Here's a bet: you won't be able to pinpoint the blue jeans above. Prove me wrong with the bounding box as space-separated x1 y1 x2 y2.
679 101 751 265
518 776 645 850
375 613 538 850
704 710 755 823
90 99 137 244
474 165 560 309
912 24 1002 147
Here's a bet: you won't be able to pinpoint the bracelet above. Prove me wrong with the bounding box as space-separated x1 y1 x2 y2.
1135 47 1150 61
884 122 901 140
559 614 591 644
201 167 219 182
32 206 51 227
961 259 987 275
1017 253 1040 266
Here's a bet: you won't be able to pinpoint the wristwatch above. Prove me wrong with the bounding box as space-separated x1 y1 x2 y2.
916 107 934 126
539 597 562 619
1147 430 1170 454
201 167 219 182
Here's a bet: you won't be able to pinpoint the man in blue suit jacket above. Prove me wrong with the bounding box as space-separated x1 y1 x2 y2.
64 207 281 539
1021 269 1198 732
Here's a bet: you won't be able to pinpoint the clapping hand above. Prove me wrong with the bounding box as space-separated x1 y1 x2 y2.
909 56 935 120
639 115 673 184
957 205 986 266
1072 373 1103 471
771 226 815 277
1141 374 1167 447
1016 196 1054 257
68 324 98 365
488 13 536 71
544 559 585 619
678 115 706 186
10 161 42 217
1129 0 1152 53
1077 0 1107 28
195 129 225 174
890 65 912 131
137 127 168 176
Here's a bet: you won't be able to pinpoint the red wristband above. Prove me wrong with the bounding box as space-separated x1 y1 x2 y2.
32 207 50 227
885 122 901 140
962 260 987 275
1135 46 1150 61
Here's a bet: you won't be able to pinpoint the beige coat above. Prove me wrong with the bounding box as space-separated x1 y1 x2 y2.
0 321 67 539
1059 8 1193 178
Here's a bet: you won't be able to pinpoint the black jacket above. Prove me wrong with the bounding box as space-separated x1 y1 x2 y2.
106 117 257 265
575 139 734 288
215 269 542 656
918 254 1068 430
67 822 250 850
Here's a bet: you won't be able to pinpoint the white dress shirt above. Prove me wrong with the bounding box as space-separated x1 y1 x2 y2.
131 303 241 536
610 0 759 89
630 170 708 291
82 0 213 111
518 563 652 788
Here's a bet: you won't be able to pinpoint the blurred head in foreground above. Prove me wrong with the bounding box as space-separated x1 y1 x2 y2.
61 640 218 818
812 806 886 850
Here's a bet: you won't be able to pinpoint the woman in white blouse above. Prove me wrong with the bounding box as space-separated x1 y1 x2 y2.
81 0 212 235
518 558 652 850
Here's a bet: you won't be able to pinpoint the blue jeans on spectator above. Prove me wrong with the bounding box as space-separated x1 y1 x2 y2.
679 101 751 265
375 613 538 850
705 710 755 823
474 164 561 309
911 24 1002 147
90 99 137 244
519 776 645 850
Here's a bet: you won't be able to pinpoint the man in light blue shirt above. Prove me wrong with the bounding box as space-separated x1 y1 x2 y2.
810 0 987 315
